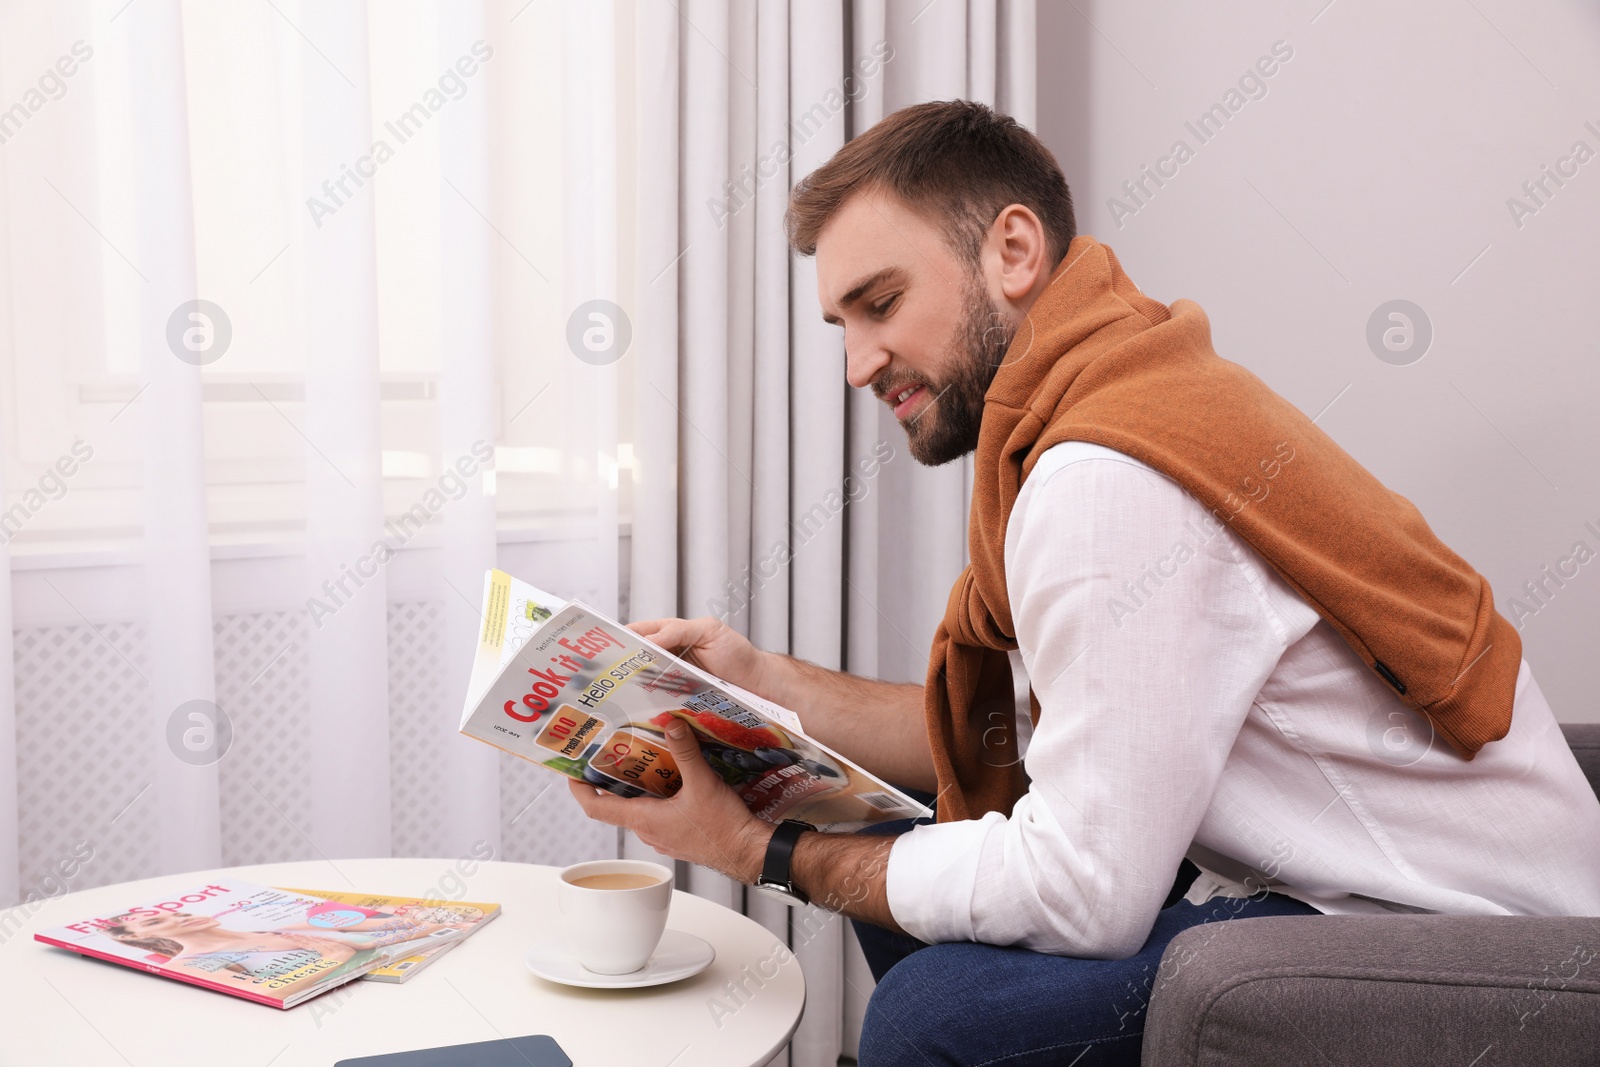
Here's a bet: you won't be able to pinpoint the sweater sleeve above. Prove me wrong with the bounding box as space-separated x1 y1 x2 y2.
884 448 1296 957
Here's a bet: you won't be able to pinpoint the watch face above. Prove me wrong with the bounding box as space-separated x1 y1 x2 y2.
753 882 808 907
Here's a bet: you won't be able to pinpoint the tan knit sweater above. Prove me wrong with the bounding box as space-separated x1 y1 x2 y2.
924 235 1519 823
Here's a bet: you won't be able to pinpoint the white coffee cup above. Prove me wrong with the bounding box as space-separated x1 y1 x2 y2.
556 859 674 974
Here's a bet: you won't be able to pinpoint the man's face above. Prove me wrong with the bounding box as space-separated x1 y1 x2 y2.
815 190 1011 466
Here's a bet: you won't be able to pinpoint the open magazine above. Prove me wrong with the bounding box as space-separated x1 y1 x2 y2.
460 570 933 831
33 883 468 1008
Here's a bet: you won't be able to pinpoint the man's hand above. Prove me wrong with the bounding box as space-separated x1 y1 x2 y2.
567 717 775 884
628 617 936 792
568 711 911 936
627 616 776 698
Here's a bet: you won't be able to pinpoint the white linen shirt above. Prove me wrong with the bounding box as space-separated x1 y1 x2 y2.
885 441 1600 958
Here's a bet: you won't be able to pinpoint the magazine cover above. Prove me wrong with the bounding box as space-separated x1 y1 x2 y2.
460 570 933 832
275 888 501 983
34 883 458 1008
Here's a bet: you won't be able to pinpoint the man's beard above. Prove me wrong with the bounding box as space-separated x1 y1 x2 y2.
874 273 1012 467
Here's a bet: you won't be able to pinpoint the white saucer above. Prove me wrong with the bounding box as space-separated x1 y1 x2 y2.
525 929 716 989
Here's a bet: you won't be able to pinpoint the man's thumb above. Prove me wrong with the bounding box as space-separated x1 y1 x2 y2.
662 719 711 783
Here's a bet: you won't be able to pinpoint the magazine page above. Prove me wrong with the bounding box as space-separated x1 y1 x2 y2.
463 569 568 723
31 883 442 1008
464 570 807 733
715 677 805 735
275 888 502 983
460 598 932 831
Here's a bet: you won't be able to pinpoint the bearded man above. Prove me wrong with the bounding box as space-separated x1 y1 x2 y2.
570 100 1600 1065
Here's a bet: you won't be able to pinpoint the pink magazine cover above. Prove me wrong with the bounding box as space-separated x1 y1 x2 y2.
34 882 453 1008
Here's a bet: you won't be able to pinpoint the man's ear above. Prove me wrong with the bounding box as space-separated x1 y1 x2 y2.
988 203 1049 305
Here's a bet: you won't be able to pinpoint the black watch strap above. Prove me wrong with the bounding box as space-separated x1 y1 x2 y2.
758 819 815 903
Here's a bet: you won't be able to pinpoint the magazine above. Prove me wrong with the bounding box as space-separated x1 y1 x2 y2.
275 888 501 983
32 882 463 1008
459 570 933 832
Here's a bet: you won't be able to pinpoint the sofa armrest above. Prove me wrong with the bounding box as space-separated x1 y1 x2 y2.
1562 722 1600 799
1142 914 1600 1067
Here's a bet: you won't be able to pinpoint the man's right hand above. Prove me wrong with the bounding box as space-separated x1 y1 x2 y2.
631 615 936 791
626 616 777 699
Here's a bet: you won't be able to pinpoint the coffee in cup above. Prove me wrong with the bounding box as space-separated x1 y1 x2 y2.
556 860 673 974
568 872 663 890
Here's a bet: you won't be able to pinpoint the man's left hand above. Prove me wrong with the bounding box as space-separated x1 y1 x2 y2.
567 719 775 884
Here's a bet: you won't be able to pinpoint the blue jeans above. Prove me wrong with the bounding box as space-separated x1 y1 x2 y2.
849 811 1322 1066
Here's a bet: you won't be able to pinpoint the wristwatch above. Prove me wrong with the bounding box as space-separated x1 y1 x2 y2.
752 819 816 907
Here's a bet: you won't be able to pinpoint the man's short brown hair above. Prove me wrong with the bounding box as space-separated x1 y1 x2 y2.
785 99 1076 267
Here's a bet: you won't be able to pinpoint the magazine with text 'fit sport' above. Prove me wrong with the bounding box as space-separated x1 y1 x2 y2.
459 570 932 832
33 883 464 1008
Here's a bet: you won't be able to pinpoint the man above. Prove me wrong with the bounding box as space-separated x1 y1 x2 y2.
570 101 1600 1064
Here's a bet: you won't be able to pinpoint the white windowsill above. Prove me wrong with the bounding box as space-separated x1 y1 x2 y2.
5 517 633 572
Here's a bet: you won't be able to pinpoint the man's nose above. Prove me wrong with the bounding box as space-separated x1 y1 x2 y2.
844 336 890 391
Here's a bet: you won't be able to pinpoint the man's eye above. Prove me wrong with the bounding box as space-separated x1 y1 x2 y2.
871 295 898 316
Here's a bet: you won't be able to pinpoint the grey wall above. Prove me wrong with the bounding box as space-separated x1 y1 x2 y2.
1036 0 1600 723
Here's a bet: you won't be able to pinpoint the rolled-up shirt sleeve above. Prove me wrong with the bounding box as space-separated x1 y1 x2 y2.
885 447 1295 958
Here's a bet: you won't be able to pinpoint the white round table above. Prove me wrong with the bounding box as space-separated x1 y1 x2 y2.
0 858 805 1067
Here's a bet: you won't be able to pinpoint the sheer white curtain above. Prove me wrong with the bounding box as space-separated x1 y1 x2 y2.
625 2 1036 1062
130 0 223 878
0 1 1033 1063
292 0 395 865
0 173 14 910
0 0 618 922
436 0 504 860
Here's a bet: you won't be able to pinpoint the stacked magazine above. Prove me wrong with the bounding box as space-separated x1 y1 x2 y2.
275 888 500 983
35 882 499 1008
460 570 932 831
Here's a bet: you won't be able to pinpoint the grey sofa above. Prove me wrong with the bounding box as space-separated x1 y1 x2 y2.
1142 723 1600 1065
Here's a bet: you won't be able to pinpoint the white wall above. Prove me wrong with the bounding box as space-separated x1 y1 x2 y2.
1036 0 1600 723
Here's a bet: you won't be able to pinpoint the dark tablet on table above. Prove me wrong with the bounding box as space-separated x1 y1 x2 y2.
336 1035 571 1067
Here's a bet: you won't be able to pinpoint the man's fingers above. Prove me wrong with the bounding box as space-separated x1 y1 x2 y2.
627 617 698 642
566 777 656 831
625 617 674 639
626 616 717 653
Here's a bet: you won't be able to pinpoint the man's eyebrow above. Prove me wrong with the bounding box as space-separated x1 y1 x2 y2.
821 267 902 326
